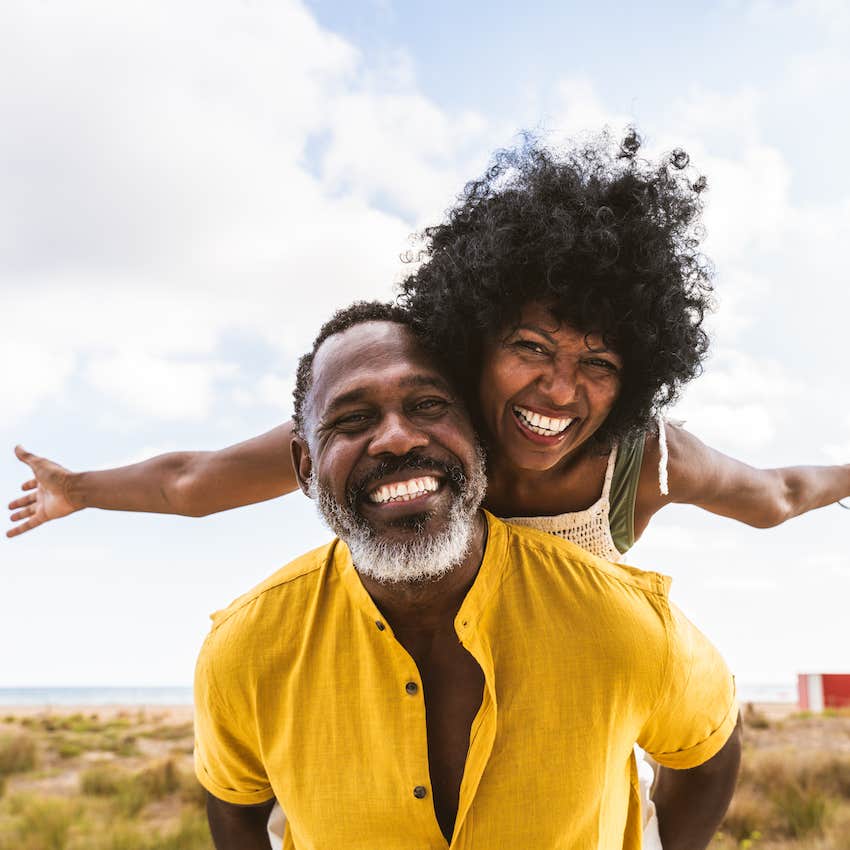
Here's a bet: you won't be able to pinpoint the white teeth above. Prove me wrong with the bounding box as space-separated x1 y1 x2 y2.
368 475 440 504
512 405 573 436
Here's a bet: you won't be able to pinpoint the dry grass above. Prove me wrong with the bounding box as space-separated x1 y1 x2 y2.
0 733 37 776
0 708 211 850
3 703 850 849
715 710 850 849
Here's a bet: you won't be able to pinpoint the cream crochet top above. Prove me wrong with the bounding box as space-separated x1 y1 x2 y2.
504 419 670 564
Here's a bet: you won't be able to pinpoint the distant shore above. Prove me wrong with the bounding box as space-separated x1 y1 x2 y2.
0 703 194 722
0 702 799 722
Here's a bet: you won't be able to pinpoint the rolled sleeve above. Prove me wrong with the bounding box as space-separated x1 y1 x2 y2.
193 635 275 805
639 602 738 769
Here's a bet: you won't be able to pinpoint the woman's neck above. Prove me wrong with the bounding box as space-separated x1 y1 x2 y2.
483 443 611 518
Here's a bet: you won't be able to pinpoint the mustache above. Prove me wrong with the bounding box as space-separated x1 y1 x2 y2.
347 452 468 506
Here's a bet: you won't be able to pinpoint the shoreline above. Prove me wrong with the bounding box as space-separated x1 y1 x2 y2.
0 703 194 722
0 702 800 722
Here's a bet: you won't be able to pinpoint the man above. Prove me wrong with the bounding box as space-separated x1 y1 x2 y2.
193 301 741 850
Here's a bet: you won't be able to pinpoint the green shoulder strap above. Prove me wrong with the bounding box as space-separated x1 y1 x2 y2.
608 431 646 556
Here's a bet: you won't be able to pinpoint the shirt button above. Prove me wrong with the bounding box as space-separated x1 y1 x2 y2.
413 785 427 799
405 681 418 695
375 620 385 631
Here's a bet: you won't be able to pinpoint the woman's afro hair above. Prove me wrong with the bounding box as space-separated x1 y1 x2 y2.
399 128 714 445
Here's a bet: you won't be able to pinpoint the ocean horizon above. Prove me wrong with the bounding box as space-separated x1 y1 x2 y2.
0 686 194 706
0 682 799 706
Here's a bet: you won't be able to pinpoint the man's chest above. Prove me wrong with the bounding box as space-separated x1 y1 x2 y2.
254 626 645 849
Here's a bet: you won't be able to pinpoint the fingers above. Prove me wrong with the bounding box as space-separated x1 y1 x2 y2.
14 444 34 464
8 493 37 510
22 479 37 491
6 517 42 538
10 506 35 522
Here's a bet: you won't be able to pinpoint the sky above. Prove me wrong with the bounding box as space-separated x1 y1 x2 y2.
1 0 849 690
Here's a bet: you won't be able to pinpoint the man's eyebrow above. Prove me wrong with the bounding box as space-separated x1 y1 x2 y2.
397 373 453 392
322 374 453 417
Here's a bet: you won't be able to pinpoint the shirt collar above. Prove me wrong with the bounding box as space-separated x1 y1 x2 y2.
333 510 510 639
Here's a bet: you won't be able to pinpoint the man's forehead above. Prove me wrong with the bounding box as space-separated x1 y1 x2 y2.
310 321 449 409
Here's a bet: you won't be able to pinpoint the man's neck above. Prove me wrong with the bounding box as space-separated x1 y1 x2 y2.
358 510 488 633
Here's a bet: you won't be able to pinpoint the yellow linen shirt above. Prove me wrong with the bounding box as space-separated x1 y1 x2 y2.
194 512 737 850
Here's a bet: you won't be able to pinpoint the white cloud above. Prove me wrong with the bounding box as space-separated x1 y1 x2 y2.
86 351 237 421
0 340 76 426
549 77 632 137
0 0 498 429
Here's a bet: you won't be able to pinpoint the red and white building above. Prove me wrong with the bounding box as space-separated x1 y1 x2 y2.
797 674 850 711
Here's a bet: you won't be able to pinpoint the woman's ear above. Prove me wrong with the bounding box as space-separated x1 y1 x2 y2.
290 437 314 498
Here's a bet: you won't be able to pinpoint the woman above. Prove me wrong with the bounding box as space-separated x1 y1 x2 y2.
7 131 850 848
10 132 848 552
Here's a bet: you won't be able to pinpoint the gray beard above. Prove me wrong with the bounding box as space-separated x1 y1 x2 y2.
309 445 486 585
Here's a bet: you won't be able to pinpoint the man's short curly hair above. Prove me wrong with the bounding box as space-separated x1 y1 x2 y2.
399 129 714 445
292 301 414 438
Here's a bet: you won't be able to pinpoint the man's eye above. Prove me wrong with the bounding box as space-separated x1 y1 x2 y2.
335 412 371 428
413 398 449 413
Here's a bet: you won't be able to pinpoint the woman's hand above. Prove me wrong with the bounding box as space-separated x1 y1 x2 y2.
7 446 80 538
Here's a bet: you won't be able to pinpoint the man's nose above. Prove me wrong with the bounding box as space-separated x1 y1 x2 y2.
367 412 430 457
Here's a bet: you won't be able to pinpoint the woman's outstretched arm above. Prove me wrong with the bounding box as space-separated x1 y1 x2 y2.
6 422 298 538
634 423 850 538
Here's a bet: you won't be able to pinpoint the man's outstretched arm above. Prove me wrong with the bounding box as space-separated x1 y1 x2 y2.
653 713 743 850
206 793 276 850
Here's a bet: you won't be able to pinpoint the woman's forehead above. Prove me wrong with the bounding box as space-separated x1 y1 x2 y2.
505 302 613 348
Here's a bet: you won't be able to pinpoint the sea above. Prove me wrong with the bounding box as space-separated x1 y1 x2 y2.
0 687 193 706
0 682 798 706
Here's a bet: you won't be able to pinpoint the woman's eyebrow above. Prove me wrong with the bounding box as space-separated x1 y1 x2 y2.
515 324 558 344
516 323 617 355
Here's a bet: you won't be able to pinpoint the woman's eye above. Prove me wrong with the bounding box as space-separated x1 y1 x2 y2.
514 339 548 355
584 358 619 373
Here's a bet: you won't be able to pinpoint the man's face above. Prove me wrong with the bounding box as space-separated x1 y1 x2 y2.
298 321 486 583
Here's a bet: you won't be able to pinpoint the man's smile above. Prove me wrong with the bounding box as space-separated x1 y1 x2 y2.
368 475 441 505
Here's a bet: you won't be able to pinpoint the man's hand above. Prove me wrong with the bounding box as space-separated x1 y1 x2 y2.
653 713 743 850
6 446 80 538
206 793 276 850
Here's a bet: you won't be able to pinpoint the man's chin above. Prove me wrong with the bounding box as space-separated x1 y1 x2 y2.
383 510 436 531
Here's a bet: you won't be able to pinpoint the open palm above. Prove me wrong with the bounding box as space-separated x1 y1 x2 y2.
6 446 79 538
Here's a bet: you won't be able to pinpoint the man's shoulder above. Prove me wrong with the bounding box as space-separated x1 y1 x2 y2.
493 514 671 601
206 538 341 637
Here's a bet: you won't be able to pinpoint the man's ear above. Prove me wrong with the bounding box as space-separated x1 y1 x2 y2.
290 436 314 498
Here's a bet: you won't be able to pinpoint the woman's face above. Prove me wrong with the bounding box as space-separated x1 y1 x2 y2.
478 302 623 473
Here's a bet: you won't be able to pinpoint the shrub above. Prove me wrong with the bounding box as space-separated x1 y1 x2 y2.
56 740 84 759
141 722 194 741
0 733 37 775
81 763 124 796
0 794 81 850
743 703 770 730
771 783 830 838
721 786 769 842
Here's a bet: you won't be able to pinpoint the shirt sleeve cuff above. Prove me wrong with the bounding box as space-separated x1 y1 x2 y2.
194 750 276 806
649 692 739 770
